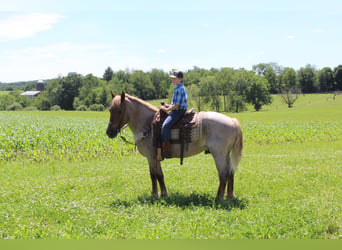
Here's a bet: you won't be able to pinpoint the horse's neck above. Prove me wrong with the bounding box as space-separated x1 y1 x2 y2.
126 100 156 134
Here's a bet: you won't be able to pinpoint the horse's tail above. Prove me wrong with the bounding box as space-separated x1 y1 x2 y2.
230 118 243 174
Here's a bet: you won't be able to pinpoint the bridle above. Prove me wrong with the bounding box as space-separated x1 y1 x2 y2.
110 98 127 135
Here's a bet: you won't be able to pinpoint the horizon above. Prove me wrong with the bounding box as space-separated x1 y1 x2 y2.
0 63 340 85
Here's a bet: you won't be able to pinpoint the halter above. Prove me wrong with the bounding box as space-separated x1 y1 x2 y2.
114 99 127 134
109 95 150 146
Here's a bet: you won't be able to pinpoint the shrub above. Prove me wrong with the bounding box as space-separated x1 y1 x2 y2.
76 105 88 111
6 102 23 111
89 104 105 111
50 105 62 111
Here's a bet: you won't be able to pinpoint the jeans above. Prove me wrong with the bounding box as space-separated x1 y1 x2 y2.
161 109 186 142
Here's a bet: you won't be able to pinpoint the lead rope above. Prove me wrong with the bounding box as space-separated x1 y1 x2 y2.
118 124 135 145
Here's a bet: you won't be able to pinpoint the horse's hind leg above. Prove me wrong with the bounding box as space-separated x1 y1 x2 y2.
213 155 229 200
226 155 236 199
147 157 168 198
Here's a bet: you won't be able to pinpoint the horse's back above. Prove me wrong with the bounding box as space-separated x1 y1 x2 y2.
200 111 237 129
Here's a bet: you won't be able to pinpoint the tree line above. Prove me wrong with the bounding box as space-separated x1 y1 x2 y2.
1 63 342 112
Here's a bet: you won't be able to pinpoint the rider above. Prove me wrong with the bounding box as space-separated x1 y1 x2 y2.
158 70 188 160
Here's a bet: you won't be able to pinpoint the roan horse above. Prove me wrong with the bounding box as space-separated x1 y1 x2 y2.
106 92 243 200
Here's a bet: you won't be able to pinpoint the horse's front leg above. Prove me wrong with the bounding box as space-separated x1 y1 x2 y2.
149 170 158 198
147 158 168 198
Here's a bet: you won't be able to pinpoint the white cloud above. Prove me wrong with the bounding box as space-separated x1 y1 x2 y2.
287 35 295 40
0 13 64 41
0 42 125 82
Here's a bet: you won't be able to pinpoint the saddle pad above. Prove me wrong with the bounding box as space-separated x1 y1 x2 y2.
170 119 202 143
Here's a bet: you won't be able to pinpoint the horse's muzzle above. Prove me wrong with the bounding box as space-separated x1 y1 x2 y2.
106 127 118 138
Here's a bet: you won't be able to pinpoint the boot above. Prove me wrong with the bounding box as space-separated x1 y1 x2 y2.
162 141 172 159
156 147 163 161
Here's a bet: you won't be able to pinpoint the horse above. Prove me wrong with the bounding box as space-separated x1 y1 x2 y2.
106 92 243 200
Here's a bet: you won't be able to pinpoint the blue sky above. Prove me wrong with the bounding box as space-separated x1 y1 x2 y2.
1 0 341 82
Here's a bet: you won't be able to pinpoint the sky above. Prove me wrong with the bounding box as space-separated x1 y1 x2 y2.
0 0 342 82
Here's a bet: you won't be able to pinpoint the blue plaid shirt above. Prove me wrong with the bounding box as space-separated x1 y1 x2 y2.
171 83 188 111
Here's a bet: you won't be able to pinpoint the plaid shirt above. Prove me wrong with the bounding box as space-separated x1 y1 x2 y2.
171 83 188 110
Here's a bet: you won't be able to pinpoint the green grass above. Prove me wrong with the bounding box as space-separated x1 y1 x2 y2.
0 94 341 239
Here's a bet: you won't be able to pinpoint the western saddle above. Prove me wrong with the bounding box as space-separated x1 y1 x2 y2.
152 106 197 165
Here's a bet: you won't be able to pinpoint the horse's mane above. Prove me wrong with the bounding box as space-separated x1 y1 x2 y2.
125 94 159 112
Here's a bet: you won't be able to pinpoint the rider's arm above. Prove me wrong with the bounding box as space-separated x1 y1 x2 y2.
161 104 179 114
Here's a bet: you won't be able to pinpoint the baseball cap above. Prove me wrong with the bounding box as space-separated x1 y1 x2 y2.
169 70 184 79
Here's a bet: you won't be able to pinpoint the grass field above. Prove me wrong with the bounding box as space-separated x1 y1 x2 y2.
0 94 341 239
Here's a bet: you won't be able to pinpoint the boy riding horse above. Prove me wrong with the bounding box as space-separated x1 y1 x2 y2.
157 71 188 161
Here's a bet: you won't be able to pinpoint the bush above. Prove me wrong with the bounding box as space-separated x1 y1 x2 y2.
76 105 88 111
6 102 23 111
51 105 62 111
23 106 38 111
89 104 105 111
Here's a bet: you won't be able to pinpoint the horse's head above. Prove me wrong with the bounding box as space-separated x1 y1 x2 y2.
106 92 128 138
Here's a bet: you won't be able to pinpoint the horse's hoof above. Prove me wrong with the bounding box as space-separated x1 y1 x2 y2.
215 196 224 202
227 193 236 200
151 193 159 199
161 191 169 198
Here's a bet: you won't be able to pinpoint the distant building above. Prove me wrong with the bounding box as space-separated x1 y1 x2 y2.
37 80 45 91
20 91 41 100
20 80 45 100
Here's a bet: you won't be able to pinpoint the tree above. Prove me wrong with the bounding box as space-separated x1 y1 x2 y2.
33 92 51 110
281 87 300 108
199 76 221 112
246 77 272 111
185 66 208 86
253 62 282 93
99 87 109 107
280 67 300 108
297 64 319 93
58 74 83 110
129 70 155 99
187 84 202 111
0 94 15 110
333 65 342 90
318 67 334 92
228 92 246 113
149 69 169 99
282 67 298 89
216 67 235 111
103 66 114 82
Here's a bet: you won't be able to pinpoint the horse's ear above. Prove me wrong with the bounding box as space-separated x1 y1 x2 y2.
111 91 115 99
121 91 125 103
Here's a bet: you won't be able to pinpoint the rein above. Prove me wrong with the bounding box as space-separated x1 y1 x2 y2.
120 135 135 145
111 95 150 146
118 124 135 145
118 124 150 146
